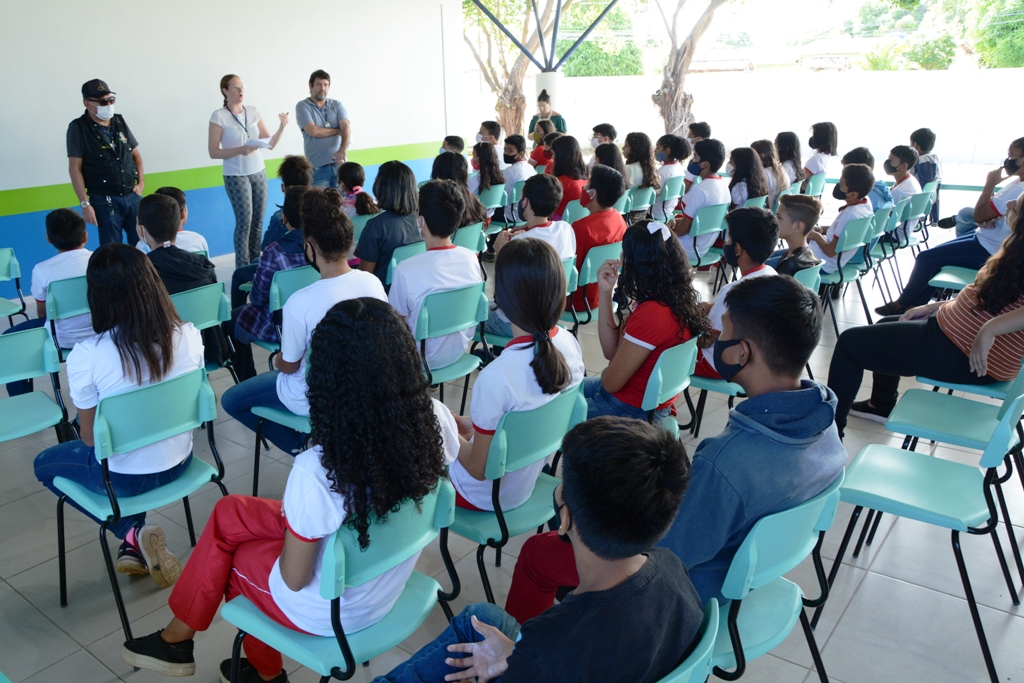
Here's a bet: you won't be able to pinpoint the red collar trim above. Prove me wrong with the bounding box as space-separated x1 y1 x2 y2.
893 176 912 188
839 198 869 211
705 174 723 180
524 221 553 231
428 244 457 251
741 264 768 277
663 160 678 165
508 327 560 347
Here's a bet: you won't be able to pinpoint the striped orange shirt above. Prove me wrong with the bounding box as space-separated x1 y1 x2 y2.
935 284 1024 381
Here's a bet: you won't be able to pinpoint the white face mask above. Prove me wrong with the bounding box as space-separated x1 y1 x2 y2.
95 104 115 121
475 133 484 144
725 162 735 176
591 137 600 149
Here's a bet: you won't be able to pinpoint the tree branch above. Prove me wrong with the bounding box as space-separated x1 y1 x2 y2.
464 32 501 95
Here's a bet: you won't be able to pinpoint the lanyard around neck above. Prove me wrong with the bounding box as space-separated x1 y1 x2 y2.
227 106 249 139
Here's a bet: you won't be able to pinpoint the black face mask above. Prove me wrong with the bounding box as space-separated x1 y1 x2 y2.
503 153 518 165
552 492 572 544
713 338 749 383
882 159 899 174
808 136 818 150
723 242 739 267
517 198 529 220
832 184 848 201
304 242 320 273
1004 157 1021 175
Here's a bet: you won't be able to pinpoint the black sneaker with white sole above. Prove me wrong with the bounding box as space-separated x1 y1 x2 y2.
121 630 196 676
220 657 288 683
849 399 892 424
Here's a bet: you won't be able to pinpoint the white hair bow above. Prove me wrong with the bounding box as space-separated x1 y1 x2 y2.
648 221 673 241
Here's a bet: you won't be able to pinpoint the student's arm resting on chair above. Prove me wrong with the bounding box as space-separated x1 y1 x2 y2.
456 430 493 481
970 305 1024 377
807 229 838 258
279 529 321 592
35 300 47 319
77 406 96 447
671 214 694 237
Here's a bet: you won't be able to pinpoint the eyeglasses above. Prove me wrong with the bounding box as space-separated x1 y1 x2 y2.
89 97 116 106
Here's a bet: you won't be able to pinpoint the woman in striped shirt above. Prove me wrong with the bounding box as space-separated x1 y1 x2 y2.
827 198 1024 438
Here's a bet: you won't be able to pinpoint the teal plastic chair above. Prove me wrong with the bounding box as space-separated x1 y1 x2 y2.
792 262 823 292
0 326 73 444
628 186 657 216
477 185 507 213
535 163 548 175
659 175 686 210
252 266 321 367
52 368 228 641
771 184 799 213
507 180 528 226
251 403 311 497
711 473 843 683
385 241 427 286
453 221 486 254
864 206 898 304
0 247 28 325
803 173 826 198
818 216 874 336
562 241 622 333
900 192 933 253
444 384 587 604
221 480 461 680
416 282 489 414
688 203 730 267
657 600 719 683
169 282 237 382
929 265 977 298
45 275 90 360
921 179 940 225
351 213 376 245
612 190 631 215
641 337 700 438
561 199 587 224
743 195 768 209
681 373 745 439
478 257 579 350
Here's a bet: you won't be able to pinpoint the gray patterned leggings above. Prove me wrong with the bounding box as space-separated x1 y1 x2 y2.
223 169 268 267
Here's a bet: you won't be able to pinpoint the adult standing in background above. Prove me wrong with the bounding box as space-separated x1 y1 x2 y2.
209 74 289 267
67 79 145 245
527 89 567 144
295 69 350 188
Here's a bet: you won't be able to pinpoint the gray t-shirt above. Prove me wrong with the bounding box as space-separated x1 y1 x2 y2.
294 98 348 168
353 211 421 289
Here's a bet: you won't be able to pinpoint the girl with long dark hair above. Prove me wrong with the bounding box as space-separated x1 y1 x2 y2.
775 131 805 186
354 160 421 285
550 135 588 220
432 151 488 226
727 147 770 209
802 121 838 191
751 138 791 208
623 132 662 192
593 141 628 179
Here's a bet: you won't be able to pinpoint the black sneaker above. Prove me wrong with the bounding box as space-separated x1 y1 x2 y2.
849 400 892 424
937 215 957 229
480 250 496 263
220 657 288 683
874 301 906 317
122 630 196 676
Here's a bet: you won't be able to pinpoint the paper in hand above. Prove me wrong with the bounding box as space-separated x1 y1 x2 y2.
245 138 272 149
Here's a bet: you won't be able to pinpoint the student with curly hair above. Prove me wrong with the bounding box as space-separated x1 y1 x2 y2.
123 298 459 682
623 131 661 194
586 220 713 422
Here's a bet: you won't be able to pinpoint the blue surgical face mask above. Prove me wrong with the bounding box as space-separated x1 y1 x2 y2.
655 151 667 162
687 160 702 176
713 338 748 382
439 146 446 155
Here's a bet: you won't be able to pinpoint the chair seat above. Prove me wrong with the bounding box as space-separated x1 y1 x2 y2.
928 266 977 292
427 353 481 385
0 392 64 443
704 247 724 261
239 283 253 293
841 444 990 531
0 299 23 316
818 264 862 285
220 571 442 677
449 472 560 545
915 377 1011 401
662 417 680 439
252 406 311 434
52 457 218 520
884 389 1004 451
710 578 803 670
906 235 921 247
689 375 744 398
252 340 280 354
484 223 504 236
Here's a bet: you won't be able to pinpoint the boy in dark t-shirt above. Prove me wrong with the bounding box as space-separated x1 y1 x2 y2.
771 193 822 277
371 417 703 683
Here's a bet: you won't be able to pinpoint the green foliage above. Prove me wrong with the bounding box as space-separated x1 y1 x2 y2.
894 12 919 28
557 40 645 76
717 31 753 47
972 0 1024 68
905 34 957 68
860 40 906 69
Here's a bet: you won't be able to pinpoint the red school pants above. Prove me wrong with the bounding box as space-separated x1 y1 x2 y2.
168 494 308 678
504 531 580 625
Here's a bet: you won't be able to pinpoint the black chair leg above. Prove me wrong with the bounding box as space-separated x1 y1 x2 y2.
852 509 876 558
692 390 708 438
460 373 471 416
183 496 197 547
476 545 495 604
253 419 264 497
57 495 68 607
865 509 884 546
952 530 999 683
855 278 873 324
231 630 246 683
993 479 1024 589
800 609 831 683
811 505 862 629
99 522 133 641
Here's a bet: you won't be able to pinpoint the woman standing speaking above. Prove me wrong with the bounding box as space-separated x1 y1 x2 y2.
209 74 288 267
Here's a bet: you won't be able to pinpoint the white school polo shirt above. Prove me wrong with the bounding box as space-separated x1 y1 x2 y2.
31 248 94 347
276 270 387 416
701 264 777 372
782 160 798 185
210 105 264 176
67 323 204 474
810 199 874 273
268 398 460 636
653 162 685 221
136 231 209 256
388 245 483 370
803 152 834 179
451 328 585 510
978 178 1024 255
890 174 923 242
680 176 730 263
510 220 577 260
502 161 534 222
730 180 749 208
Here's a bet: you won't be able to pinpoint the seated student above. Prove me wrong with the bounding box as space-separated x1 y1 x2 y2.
840 147 892 211
775 130 805 187
684 121 711 191
500 134 533 224
541 130 562 175
751 139 791 210
586 122 617 173
549 135 588 220
727 147 770 210
477 120 508 170
770 194 824 276
135 187 208 256
431 152 488 227
807 163 876 274
377 417 703 683
593 141 628 179
875 137 1024 316
469 141 506 219
486 174 577 338
671 138 731 265
886 144 922 242
832 201 1024 432
585 220 712 421
137 194 216 295
223 189 387 454
569 165 627 312
528 120 556 168
910 127 943 226
225 186 309 381
504 275 846 617
652 134 690 221
337 162 381 218
2 208 92 396
34 244 204 589
389 180 483 370
694 208 779 380
453 238 584 512
622 131 661 193
441 134 465 155
802 122 839 192
122 297 459 683
355 160 422 289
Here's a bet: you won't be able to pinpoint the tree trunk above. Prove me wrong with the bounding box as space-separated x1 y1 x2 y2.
496 56 530 137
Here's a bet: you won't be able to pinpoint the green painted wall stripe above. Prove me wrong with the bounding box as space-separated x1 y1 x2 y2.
0 141 440 218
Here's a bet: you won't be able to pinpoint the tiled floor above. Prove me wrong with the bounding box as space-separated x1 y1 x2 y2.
2 234 1023 683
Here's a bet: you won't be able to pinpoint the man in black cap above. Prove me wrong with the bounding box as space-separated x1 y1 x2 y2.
67 79 145 245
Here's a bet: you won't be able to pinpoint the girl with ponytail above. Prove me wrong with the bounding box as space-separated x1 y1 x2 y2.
451 237 585 512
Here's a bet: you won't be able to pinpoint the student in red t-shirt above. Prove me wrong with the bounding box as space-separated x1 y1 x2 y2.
550 135 588 220
528 120 557 168
584 220 713 424
540 131 562 175
569 165 627 312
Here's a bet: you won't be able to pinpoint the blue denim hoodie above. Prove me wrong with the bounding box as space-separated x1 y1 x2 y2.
869 180 894 211
658 380 847 605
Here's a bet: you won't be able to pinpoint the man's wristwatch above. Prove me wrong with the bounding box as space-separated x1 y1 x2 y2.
80 200 90 208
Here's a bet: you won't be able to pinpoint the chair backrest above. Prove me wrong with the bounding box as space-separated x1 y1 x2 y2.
453 222 486 253
743 196 769 209
484 383 588 480
386 241 428 285
660 175 686 203
93 368 216 460
193 249 209 258
804 173 826 197
792 263 823 291
720 471 844 600
562 257 579 296
655 600 719 683
884 197 912 235
478 185 508 211
535 164 548 175
641 337 700 412
985 366 1024 467
351 213 375 244
320 479 455 597
869 207 892 241
562 199 587 224
628 186 657 212
690 203 730 237
268 266 320 313
921 180 939 195
170 282 230 331
0 247 21 282
612 191 631 215
509 179 527 205
45 275 89 321
0 326 61 385
903 192 932 222
771 184 799 213
415 282 488 341
577 241 622 287
834 217 873 255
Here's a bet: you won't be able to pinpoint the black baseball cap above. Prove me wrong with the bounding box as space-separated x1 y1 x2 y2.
82 79 115 99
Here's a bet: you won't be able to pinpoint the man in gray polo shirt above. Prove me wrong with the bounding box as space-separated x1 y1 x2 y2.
295 69 350 188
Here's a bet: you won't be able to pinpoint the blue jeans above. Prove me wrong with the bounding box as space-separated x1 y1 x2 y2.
583 376 671 423
220 371 308 455
231 263 260 309
954 206 977 239
896 232 992 307
34 440 193 538
371 603 521 683
311 163 338 189
90 192 141 246
3 317 47 396
484 309 513 339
